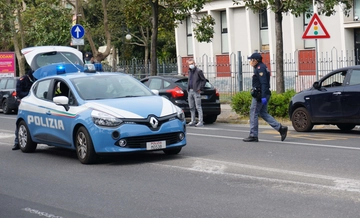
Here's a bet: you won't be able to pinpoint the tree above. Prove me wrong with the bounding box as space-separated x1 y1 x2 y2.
233 0 351 93
146 0 214 75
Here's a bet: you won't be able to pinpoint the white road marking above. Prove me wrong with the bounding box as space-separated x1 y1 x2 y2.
187 133 360 151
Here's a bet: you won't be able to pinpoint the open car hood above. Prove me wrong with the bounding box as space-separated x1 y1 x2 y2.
21 46 84 71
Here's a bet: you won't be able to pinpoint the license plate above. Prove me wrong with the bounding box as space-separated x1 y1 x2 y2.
201 95 208 99
146 140 166 150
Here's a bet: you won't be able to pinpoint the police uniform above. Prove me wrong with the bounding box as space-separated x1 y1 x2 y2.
243 53 288 142
12 71 35 150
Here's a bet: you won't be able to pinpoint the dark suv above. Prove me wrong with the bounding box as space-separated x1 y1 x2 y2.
0 77 19 114
140 75 221 124
289 66 360 132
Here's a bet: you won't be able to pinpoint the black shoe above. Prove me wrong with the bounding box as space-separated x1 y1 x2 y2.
12 144 20 150
243 136 259 142
279 125 288 141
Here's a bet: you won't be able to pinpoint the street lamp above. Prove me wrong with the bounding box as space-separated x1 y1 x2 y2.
125 34 132 40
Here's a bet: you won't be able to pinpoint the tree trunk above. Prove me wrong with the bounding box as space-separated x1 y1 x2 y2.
149 0 159 76
274 0 285 93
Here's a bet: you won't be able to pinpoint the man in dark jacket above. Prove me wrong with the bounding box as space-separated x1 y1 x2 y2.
12 70 35 150
243 53 288 142
186 58 207 127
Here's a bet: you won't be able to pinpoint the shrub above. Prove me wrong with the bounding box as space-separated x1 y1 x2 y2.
231 90 296 118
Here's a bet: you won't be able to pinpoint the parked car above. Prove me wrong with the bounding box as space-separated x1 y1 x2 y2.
140 75 221 124
16 46 186 164
289 66 360 132
0 77 19 114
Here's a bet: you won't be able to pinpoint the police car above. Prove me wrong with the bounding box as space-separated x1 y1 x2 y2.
16 46 186 164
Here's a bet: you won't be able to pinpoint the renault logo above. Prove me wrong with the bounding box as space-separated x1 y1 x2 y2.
149 117 159 128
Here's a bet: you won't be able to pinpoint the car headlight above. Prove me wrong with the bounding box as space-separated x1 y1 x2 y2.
91 110 123 127
175 106 185 121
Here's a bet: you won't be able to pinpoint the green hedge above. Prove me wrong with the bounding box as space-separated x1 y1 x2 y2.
230 90 296 118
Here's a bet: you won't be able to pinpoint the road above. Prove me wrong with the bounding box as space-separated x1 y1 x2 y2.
1 113 360 218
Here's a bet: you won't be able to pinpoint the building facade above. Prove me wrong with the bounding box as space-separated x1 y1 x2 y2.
175 0 360 92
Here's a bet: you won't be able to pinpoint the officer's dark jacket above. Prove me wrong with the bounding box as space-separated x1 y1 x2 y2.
187 66 206 92
16 74 34 99
252 61 271 98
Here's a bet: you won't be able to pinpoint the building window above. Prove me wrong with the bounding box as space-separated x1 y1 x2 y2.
186 16 193 56
259 10 269 51
355 0 360 21
304 8 315 48
221 11 229 53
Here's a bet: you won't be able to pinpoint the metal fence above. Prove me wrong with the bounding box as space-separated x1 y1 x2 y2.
104 48 358 100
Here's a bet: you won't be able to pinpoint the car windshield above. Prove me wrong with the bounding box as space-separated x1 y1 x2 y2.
71 74 154 100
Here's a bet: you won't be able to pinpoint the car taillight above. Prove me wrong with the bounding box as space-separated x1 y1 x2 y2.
215 88 220 97
166 86 184 98
11 91 17 97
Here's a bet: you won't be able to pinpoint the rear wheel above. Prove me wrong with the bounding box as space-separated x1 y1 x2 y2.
163 147 182 155
204 115 217 124
75 126 98 164
291 107 314 132
18 120 37 152
336 124 356 131
2 99 11 114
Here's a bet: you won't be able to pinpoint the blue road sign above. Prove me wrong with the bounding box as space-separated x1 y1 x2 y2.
70 24 85 39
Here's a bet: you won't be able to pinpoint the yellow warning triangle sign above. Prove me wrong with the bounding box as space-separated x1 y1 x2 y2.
302 13 330 39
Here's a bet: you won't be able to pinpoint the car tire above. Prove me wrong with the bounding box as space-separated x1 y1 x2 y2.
18 120 37 153
204 115 217 124
291 107 314 132
163 147 182 155
75 126 98 164
2 99 11 114
336 124 356 131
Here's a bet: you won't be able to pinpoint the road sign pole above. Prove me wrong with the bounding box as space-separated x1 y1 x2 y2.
315 39 318 81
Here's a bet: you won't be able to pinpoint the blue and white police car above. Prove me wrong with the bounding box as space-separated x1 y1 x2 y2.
16 46 186 164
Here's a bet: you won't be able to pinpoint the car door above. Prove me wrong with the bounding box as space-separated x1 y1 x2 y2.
310 70 346 122
341 69 360 121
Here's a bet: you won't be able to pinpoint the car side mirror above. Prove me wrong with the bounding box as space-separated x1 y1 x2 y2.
53 96 70 111
151 89 159 95
313 81 320 89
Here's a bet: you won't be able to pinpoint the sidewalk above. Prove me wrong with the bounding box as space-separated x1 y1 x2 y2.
216 104 292 126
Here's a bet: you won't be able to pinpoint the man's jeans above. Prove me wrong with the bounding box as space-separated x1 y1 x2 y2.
188 89 203 123
249 95 280 137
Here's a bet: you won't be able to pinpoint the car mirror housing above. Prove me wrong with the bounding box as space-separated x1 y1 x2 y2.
53 96 70 111
313 81 320 89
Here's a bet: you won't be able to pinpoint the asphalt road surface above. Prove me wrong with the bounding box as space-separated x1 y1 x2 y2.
1 113 360 218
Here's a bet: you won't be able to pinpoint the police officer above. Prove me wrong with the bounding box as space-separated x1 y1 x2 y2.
243 53 288 142
84 52 103 71
12 70 36 150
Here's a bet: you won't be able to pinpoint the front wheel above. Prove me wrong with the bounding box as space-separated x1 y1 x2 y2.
336 124 356 131
291 107 314 132
18 120 37 152
163 147 182 155
2 99 11 114
75 126 98 164
204 115 217 124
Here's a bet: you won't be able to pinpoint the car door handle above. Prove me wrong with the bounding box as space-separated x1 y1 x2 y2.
332 92 341 95
46 111 52 115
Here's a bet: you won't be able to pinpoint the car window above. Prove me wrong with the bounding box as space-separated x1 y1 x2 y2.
174 79 188 89
164 80 171 88
35 51 82 68
148 78 162 90
34 80 51 100
349 70 360 85
321 71 346 87
6 79 16 89
72 74 152 100
0 79 7 89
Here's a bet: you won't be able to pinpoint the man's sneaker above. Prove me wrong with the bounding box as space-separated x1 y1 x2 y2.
187 121 196 126
195 122 204 127
12 144 20 150
243 136 259 142
279 125 288 141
